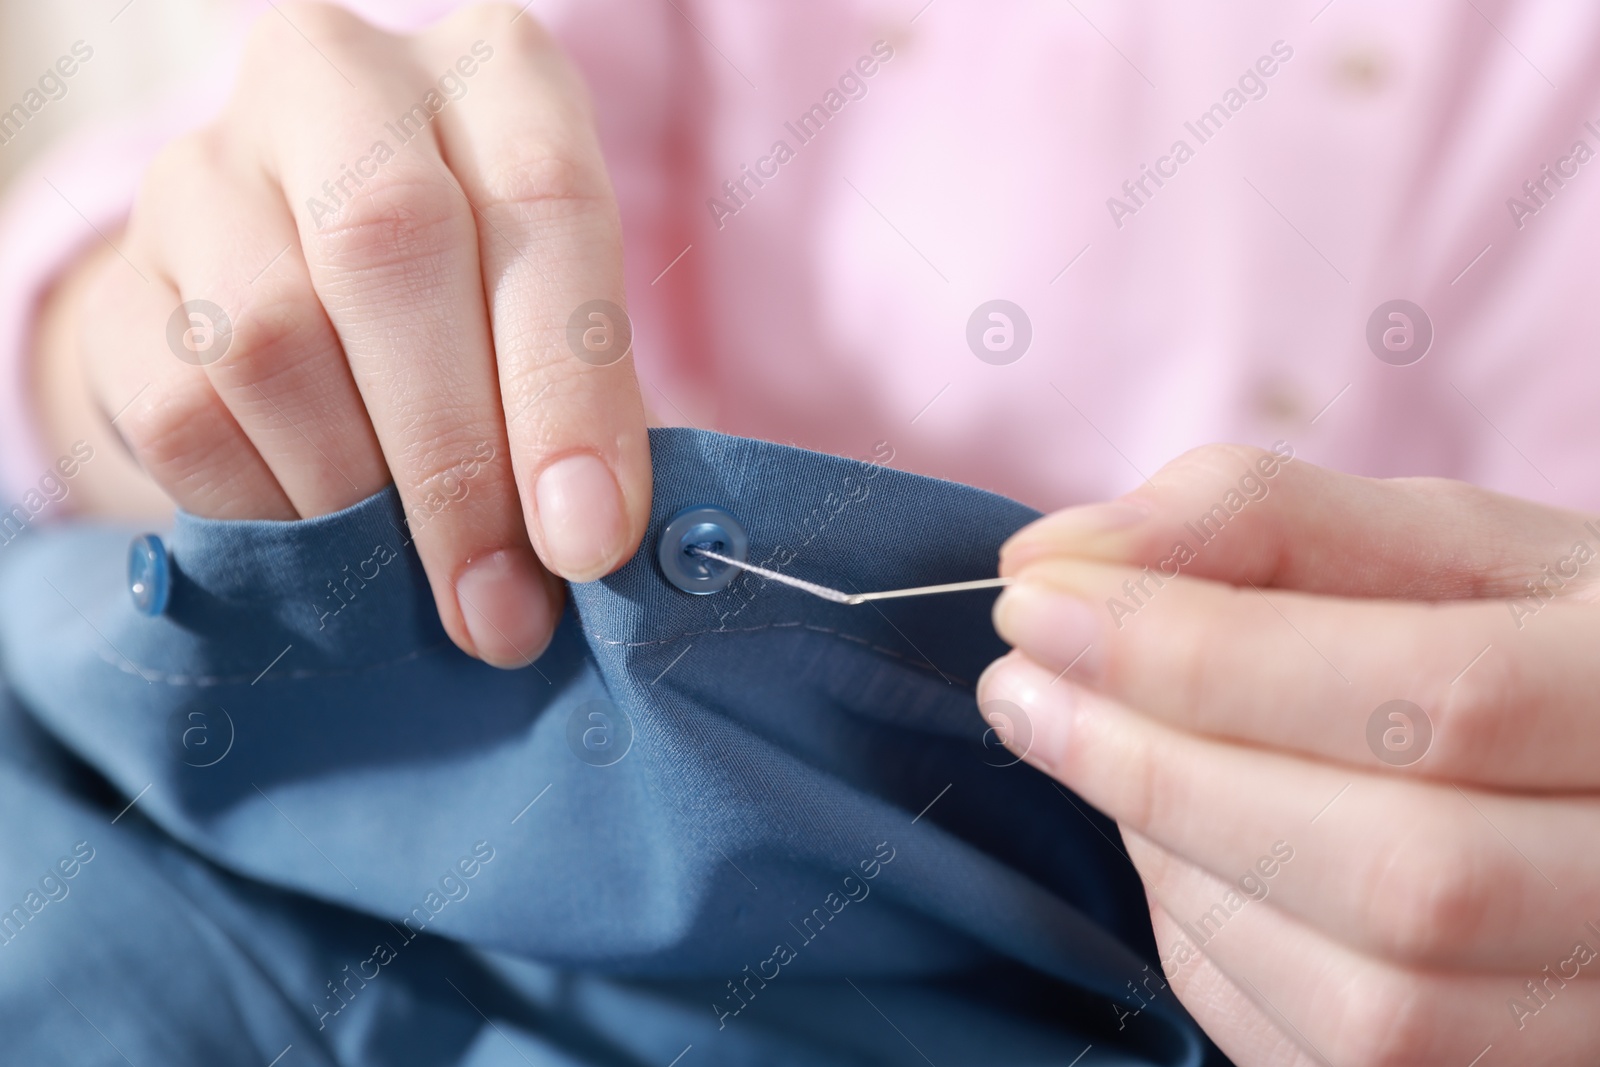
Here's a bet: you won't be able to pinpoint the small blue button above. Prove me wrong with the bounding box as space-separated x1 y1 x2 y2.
658 505 748 595
129 534 171 616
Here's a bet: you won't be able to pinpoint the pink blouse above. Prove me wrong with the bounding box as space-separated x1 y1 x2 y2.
4 0 1597 515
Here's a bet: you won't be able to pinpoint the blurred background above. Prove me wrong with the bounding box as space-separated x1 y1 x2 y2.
5 1 1595 519
0 1 230 187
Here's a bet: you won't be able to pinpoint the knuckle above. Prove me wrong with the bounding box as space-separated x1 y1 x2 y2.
305 172 468 275
131 131 228 234
408 427 487 482
1158 587 1238 734
399 435 504 528
1121 831 1182 892
222 286 331 382
1428 650 1522 773
472 4 565 65
270 0 347 31
1363 828 1497 965
1391 477 1516 594
1154 442 1279 492
1135 444 1290 572
437 2 550 45
1391 475 1480 511
475 147 610 216
1327 972 1444 1067
117 379 222 475
142 130 222 189
245 1 365 60
501 361 591 421
1089 721 1180 836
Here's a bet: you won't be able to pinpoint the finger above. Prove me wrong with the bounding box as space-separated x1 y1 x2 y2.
131 130 387 517
419 7 650 581
31 238 174 521
1130 832 1600 1066
1145 899 1322 1067
240 5 558 666
992 556 1600 789
1001 443 1600 602
81 249 295 520
978 652 1600 971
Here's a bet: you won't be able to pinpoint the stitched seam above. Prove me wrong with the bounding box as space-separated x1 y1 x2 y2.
88 639 455 687
589 621 974 688
85 624 971 689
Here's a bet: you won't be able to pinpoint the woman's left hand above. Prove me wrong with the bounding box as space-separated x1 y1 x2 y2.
977 443 1600 1067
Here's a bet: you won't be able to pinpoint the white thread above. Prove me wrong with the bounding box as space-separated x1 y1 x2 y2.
690 547 855 603
689 548 1011 605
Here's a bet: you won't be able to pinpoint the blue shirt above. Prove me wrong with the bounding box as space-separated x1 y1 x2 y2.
0 428 1223 1066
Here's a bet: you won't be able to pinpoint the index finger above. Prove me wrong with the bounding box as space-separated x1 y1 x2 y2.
992 557 1600 790
420 9 650 583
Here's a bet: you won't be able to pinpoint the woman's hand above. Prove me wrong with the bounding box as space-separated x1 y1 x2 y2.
978 443 1600 1065
60 3 648 667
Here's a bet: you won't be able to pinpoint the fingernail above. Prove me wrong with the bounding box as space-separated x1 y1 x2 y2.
534 453 627 581
993 582 1105 685
1004 500 1149 568
976 653 1076 773
456 548 555 668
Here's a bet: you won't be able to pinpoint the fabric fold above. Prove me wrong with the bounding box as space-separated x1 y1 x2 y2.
0 427 1219 1065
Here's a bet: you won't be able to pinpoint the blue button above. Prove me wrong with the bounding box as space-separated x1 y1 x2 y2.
129 534 171 616
658 505 748 595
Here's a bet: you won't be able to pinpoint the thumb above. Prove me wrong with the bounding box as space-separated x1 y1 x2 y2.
1001 443 1597 601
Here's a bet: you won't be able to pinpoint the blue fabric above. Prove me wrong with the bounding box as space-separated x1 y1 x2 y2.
0 428 1224 1066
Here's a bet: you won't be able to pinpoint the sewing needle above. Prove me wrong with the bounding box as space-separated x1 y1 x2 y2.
690 547 1012 605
